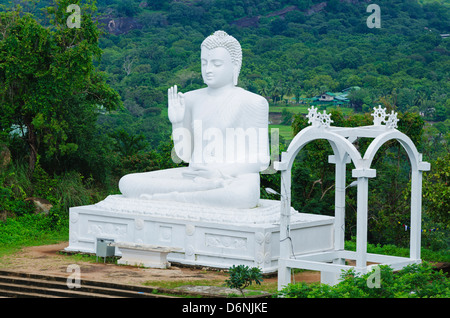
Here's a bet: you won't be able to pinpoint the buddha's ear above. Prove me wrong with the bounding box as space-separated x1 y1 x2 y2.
232 63 239 86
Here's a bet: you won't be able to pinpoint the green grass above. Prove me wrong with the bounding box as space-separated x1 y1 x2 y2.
270 124 293 141
143 278 225 290
58 251 121 265
269 104 354 115
345 239 450 263
0 214 68 258
269 105 311 114
143 277 278 297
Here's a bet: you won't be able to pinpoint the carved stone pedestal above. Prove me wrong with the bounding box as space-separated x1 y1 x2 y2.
65 195 334 273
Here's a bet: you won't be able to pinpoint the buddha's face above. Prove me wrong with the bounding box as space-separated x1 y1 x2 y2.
201 47 236 89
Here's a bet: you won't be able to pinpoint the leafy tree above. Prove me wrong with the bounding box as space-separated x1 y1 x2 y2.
147 0 169 11
110 128 148 157
423 154 450 225
0 0 122 175
281 108 293 125
348 88 372 112
334 47 364 71
116 0 141 17
269 17 288 35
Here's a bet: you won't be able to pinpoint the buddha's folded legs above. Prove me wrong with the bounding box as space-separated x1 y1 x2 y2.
151 173 260 208
119 167 219 197
118 167 260 208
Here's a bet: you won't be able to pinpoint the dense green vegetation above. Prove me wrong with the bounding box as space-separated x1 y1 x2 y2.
0 0 448 274
279 262 449 298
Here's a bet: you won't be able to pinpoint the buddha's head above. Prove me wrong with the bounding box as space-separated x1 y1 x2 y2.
201 31 242 88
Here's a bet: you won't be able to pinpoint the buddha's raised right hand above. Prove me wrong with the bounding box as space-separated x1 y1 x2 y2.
168 85 185 124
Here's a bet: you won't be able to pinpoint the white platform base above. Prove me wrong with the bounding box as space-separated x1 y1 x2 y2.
65 195 334 273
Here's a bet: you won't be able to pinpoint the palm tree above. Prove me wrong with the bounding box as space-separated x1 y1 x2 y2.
284 85 294 105
258 82 270 100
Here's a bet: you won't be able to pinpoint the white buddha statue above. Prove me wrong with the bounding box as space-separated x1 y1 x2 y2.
118 31 270 208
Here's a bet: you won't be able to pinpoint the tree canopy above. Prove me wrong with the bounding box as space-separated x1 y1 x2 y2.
0 0 122 176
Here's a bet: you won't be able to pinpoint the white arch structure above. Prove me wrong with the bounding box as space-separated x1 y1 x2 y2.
276 107 430 290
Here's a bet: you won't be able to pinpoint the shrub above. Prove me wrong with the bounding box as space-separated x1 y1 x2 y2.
278 262 450 298
0 169 35 217
112 151 160 178
31 161 58 204
0 213 68 256
345 238 450 263
224 265 263 297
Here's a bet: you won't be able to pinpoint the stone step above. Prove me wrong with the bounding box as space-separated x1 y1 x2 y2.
0 288 62 298
0 270 178 298
0 280 116 298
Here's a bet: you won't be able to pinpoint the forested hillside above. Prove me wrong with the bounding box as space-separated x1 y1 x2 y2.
0 0 449 255
92 0 450 149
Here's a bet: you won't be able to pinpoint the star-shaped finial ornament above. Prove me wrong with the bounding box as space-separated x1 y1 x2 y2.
318 110 333 128
371 105 386 126
385 110 399 129
307 106 333 128
307 106 318 126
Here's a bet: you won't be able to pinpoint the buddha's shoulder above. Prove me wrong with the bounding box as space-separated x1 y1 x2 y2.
184 87 206 96
180 88 203 109
234 88 268 109
233 87 264 99
184 87 267 108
